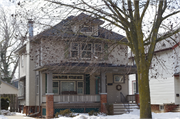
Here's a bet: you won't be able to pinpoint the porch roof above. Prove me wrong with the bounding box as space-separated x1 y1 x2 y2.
34 62 137 74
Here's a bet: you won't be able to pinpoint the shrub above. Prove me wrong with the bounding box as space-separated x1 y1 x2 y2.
55 109 76 117
88 110 98 116
1 97 10 110
105 103 113 115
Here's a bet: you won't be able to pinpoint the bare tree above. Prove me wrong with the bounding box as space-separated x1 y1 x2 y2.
0 8 25 83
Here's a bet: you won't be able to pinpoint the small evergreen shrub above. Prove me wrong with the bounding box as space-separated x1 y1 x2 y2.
1 97 10 110
105 103 113 115
88 110 98 116
55 109 76 118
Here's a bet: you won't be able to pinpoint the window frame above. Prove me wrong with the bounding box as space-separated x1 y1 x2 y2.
113 75 125 83
77 81 84 94
21 55 24 67
94 43 102 59
70 42 79 59
53 81 59 94
81 43 92 59
61 81 76 93
36 75 39 94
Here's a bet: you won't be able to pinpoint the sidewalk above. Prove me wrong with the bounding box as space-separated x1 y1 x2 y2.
5 114 36 119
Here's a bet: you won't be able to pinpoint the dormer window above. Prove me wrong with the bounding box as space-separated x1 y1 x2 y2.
80 25 93 32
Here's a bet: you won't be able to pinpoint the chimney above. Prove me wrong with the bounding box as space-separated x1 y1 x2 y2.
28 19 34 39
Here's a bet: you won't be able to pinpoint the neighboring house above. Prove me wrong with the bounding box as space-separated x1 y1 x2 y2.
15 13 137 118
129 33 180 112
0 79 18 95
0 79 18 112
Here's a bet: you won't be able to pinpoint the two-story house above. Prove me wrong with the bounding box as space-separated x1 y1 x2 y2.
15 13 137 118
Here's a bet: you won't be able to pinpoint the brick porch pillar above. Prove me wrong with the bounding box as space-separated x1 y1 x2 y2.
100 93 107 113
46 72 54 118
46 93 54 118
135 93 140 106
100 71 107 113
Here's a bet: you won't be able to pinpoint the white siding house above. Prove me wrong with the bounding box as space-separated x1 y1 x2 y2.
129 33 180 112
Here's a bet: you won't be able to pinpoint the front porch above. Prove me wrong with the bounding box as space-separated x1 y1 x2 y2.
36 63 137 117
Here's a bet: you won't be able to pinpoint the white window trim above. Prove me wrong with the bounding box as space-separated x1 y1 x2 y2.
70 42 79 59
132 81 136 94
21 55 24 67
81 43 92 59
77 81 84 95
94 43 102 59
53 74 84 80
36 75 39 94
159 105 164 111
53 81 59 94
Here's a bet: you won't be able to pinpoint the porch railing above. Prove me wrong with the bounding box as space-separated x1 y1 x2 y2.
126 94 135 103
120 92 130 113
42 95 100 103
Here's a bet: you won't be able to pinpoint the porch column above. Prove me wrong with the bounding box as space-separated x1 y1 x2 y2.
135 73 139 106
100 72 107 113
46 72 54 118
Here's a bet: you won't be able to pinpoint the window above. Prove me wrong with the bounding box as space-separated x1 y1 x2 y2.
81 25 93 32
94 43 102 59
21 55 24 67
114 75 124 83
36 75 39 94
61 81 75 92
159 105 164 111
132 81 136 94
18 80 24 98
70 43 79 58
81 43 92 59
53 81 59 94
77 81 84 94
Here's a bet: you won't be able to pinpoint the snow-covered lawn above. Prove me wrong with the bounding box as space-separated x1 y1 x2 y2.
0 109 180 119
55 109 180 119
0 115 8 119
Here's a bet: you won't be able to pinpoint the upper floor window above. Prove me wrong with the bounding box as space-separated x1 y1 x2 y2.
81 43 92 59
94 43 102 58
21 55 24 67
70 42 104 60
71 43 79 58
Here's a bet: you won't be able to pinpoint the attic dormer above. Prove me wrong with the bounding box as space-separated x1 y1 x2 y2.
71 13 104 36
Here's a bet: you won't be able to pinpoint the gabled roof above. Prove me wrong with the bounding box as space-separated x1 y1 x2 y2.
33 13 126 42
0 79 18 90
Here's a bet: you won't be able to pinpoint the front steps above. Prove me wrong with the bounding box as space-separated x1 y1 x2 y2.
113 103 139 115
172 105 180 112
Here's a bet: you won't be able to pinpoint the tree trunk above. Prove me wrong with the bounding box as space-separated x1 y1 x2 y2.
138 61 152 118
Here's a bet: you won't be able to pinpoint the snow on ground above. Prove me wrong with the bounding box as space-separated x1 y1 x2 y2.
0 109 180 119
0 115 8 119
55 109 180 119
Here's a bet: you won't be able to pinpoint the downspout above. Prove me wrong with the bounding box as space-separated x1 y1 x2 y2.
28 72 41 117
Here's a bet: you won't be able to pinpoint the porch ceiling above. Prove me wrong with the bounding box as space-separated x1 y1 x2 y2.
34 63 137 74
